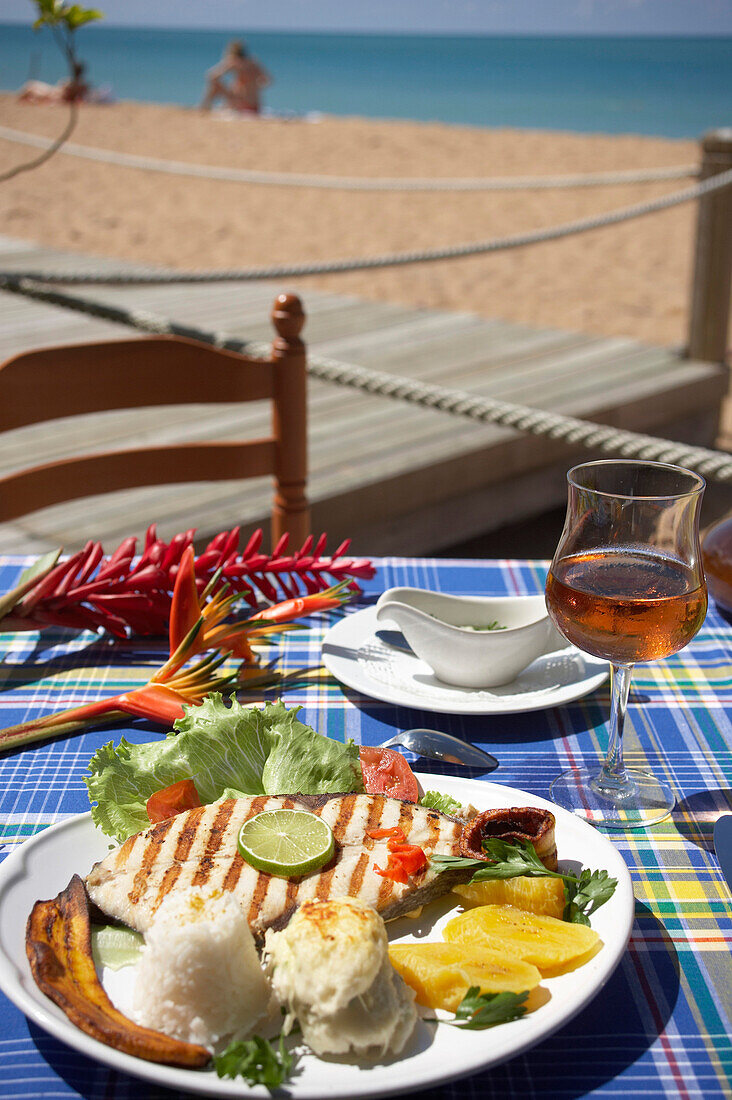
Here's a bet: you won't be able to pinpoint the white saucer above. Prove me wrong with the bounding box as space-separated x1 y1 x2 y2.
322 605 608 715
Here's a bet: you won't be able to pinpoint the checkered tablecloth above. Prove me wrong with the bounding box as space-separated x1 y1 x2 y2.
1 555 731 1099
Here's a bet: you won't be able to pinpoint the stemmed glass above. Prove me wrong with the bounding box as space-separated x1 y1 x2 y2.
545 460 707 828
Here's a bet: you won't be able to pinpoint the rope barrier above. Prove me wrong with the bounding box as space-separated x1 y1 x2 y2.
3 273 731 483
3 167 731 286
0 124 697 192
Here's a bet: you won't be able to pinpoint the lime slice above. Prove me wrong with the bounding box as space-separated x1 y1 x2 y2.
237 809 335 877
91 925 145 971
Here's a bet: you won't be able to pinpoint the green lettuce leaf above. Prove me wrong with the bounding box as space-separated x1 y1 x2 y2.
419 790 463 816
85 695 364 842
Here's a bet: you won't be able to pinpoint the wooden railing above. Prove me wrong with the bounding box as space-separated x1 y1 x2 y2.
688 129 732 365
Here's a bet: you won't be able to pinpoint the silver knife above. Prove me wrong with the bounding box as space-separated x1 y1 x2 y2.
713 814 732 892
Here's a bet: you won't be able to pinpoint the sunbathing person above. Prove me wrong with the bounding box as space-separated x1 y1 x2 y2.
18 62 89 105
200 39 271 114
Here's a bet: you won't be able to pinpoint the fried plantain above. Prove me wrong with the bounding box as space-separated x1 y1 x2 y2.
26 874 210 1068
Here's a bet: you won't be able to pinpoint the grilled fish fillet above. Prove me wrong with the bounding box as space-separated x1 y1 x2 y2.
86 793 470 939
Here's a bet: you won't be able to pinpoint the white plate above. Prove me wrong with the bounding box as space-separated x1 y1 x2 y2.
322 606 609 715
0 776 633 1100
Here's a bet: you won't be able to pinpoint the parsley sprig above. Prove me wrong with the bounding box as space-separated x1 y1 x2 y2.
562 867 617 924
451 987 529 1029
213 1034 293 1088
431 837 617 925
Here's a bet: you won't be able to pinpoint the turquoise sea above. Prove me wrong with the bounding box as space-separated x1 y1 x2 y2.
0 24 730 138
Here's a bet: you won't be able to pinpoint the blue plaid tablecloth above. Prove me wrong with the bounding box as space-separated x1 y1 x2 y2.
0 555 730 1099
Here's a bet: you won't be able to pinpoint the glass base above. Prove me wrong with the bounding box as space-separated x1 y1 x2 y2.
549 765 675 829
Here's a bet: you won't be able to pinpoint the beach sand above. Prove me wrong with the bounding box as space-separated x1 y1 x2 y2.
0 96 708 353
1 96 729 552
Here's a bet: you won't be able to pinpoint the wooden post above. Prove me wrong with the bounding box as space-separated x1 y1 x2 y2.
687 129 732 364
270 293 310 549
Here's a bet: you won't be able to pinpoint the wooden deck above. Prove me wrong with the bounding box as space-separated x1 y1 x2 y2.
0 235 728 556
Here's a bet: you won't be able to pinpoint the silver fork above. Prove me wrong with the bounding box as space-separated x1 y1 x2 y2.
378 728 498 771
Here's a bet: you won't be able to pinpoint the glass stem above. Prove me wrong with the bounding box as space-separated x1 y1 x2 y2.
598 663 633 793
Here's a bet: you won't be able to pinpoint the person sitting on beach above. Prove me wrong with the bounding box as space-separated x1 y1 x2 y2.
18 62 90 105
199 39 271 114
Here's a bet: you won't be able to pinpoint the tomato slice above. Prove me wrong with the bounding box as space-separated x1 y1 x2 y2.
146 778 202 824
359 746 419 803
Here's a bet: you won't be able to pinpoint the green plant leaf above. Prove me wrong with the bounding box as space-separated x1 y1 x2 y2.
0 549 62 623
32 0 102 29
64 5 102 28
431 839 618 923
451 987 529 1029
474 837 554 878
214 1034 293 1086
563 868 617 924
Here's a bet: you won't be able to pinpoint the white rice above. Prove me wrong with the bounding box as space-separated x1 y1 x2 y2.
131 887 271 1050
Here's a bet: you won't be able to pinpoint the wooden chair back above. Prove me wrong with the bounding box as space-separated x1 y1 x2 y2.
0 293 309 546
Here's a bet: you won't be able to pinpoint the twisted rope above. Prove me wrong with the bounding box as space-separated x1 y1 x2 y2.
0 124 697 192
3 167 730 286
307 353 732 484
2 274 731 483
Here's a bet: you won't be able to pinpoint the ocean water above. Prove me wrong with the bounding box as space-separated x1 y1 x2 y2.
0 24 730 138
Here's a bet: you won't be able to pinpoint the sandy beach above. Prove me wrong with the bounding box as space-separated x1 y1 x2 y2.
0 96 707 352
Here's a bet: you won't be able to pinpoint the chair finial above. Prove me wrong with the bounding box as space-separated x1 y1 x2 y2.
272 293 304 341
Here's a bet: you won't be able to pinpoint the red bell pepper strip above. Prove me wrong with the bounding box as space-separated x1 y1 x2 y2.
367 827 406 841
388 844 428 872
368 826 428 883
374 847 428 883
374 858 408 884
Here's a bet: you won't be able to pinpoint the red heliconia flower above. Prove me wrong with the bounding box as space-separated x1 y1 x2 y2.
0 544 353 756
0 527 374 640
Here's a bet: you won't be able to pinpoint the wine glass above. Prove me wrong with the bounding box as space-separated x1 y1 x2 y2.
545 460 707 828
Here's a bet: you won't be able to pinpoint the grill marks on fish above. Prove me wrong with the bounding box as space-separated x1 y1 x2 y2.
147 812 198 912
246 797 300 923
426 807 441 852
348 852 369 899
220 795 268 897
115 834 137 870
376 799 413 908
362 787 390 898
313 795 355 902
191 800 234 888
128 817 175 907
86 793 467 937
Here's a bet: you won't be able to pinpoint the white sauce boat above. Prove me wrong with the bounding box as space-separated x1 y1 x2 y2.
375 587 567 688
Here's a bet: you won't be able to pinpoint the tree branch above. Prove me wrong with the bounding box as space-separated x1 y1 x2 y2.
0 102 78 183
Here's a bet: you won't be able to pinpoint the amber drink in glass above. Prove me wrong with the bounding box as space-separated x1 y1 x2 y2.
545 461 706 828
